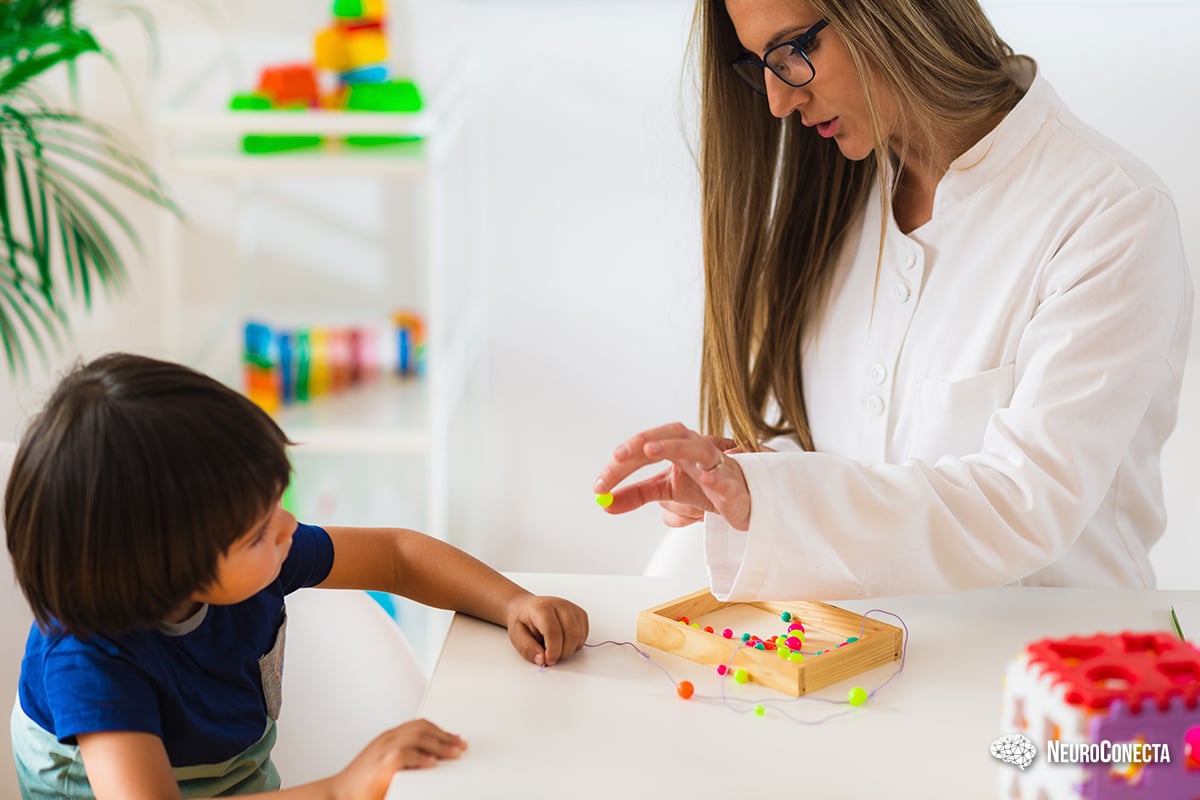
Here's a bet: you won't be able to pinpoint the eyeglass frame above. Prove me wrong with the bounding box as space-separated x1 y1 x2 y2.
731 18 829 96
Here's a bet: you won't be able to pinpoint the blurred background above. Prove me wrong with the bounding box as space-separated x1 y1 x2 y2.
0 0 1195 599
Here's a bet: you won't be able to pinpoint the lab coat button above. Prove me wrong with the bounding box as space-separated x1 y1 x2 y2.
904 251 918 270
892 283 911 303
865 394 885 416
869 364 887 385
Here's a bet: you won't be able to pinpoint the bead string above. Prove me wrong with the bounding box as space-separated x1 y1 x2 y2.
578 608 910 724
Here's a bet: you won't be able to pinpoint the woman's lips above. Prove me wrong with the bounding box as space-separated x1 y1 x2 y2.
817 117 838 138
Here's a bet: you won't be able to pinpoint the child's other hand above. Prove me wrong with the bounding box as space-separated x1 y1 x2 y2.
330 718 466 800
505 594 589 667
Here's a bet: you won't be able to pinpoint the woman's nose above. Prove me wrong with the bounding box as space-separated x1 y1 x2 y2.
766 75 806 119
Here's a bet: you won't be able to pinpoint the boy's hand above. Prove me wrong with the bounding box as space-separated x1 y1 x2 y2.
330 719 466 800
505 594 589 667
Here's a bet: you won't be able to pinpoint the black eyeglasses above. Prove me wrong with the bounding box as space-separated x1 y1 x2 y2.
731 19 829 96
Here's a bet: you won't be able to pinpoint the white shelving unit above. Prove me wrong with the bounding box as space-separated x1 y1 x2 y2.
154 60 485 670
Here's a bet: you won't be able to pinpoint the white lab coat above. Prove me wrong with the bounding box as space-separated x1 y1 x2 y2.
705 58 1193 601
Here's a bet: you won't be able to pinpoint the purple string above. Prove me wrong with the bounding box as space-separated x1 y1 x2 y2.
578 608 910 725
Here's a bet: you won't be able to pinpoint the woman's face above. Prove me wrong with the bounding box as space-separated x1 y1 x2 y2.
724 0 897 161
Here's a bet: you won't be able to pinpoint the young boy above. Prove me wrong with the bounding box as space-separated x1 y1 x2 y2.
5 352 589 799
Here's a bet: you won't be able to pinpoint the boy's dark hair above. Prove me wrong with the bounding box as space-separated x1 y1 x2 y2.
4 353 292 639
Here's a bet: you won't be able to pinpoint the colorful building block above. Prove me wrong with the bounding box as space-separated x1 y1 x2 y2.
345 29 388 69
256 64 320 108
314 27 351 72
1001 631 1200 799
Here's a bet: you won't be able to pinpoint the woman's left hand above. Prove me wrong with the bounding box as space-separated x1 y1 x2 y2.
505 595 589 667
592 422 752 531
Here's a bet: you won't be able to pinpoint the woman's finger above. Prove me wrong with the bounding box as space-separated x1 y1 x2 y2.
594 422 703 493
598 468 675 514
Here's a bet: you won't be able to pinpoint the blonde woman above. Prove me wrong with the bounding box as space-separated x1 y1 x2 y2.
594 0 1192 599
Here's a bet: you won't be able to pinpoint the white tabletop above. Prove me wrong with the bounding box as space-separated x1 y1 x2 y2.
385 574 1198 800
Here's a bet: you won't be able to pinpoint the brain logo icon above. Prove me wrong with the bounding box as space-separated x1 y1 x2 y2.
991 734 1037 770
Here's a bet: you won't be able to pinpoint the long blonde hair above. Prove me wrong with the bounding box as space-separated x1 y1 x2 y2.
695 0 1024 451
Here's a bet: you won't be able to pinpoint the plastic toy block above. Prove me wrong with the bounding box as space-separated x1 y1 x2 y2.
1028 632 1200 712
345 79 423 144
256 64 320 108
1000 631 1200 800
345 79 422 112
333 0 386 20
345 28 387 68
230 100 323 155
230 92 272 111
314 26 351 72
341 63 390 85
240 134 323 155
332 0 366 18
343 19 385 34
636 588 903 697
320 85 350 110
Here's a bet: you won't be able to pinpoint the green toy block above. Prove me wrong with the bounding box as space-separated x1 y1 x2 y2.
230 92 271 110
332 0 364 19
229 93 323 154
241 134 324 154
345 79 423 112
342 81 424 148
344 134 423 148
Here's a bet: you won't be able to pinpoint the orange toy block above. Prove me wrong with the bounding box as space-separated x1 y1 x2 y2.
257 64 320 108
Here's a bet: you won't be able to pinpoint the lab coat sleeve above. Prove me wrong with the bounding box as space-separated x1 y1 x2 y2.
706 186 1192 601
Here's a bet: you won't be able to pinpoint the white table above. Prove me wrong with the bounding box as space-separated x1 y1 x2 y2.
386 574 1198 799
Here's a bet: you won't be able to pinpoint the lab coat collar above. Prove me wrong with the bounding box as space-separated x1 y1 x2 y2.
933 56 1058 219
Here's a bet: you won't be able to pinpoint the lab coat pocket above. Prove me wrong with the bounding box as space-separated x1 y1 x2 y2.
911 363 1015 463
258 609 287 720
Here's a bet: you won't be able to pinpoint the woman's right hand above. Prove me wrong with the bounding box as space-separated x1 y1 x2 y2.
330 718 466 800
593 422 754 530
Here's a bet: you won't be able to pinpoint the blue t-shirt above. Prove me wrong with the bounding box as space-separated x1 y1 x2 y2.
13 522 334 793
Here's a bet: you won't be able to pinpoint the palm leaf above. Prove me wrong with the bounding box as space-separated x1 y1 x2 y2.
0 0 184 372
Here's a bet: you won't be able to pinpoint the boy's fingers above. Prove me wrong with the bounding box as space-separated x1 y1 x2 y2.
508 622 546 666
415 727 467 758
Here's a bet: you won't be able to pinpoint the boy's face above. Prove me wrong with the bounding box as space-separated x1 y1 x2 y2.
191 500 297 607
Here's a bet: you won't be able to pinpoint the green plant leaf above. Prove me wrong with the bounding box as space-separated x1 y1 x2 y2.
0 0 186 372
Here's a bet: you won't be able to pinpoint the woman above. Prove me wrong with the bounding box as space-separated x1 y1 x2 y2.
593 0 1192 599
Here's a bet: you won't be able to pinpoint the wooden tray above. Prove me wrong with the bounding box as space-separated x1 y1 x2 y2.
636 588 903 697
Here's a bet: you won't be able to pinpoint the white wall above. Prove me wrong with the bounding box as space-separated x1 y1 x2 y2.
0 0 1196 588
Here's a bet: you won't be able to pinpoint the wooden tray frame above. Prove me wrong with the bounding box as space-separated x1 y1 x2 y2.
636 588 903 697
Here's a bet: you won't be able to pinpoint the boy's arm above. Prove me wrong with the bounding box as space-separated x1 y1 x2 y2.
79 720 465 800
77 732 184 799
315 526 588 665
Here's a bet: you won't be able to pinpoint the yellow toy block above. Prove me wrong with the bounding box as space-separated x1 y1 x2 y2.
314 27 350 72
364 0 387 21
346 29 387 69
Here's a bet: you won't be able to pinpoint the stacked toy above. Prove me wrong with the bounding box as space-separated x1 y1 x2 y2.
999 631 1200 799
230 0 424 153
242 311 424 413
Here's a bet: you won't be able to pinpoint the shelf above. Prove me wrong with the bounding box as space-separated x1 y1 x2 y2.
167 138 428 178
158 107 438 138
273 376 429 455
